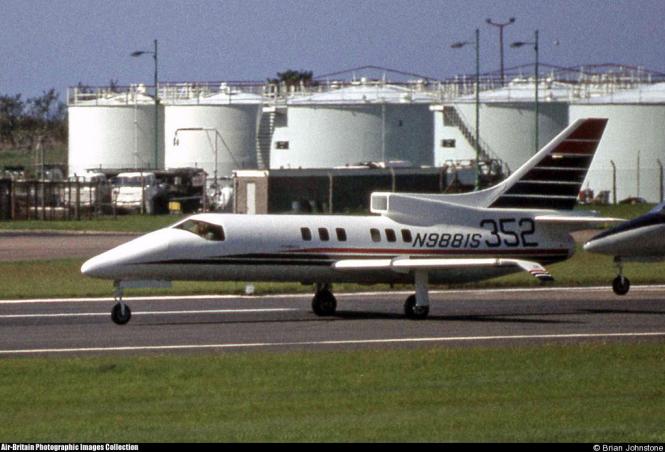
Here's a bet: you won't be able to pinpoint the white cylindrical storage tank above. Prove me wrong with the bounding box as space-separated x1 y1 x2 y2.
68 89 164 177
163 87 262 181
270 83 435 169
435 80 570 173
570 82 665 203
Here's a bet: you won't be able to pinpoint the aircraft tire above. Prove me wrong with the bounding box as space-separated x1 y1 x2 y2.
612 276 630 296
404 295 429 320
312 290 337 316
111 303 132 325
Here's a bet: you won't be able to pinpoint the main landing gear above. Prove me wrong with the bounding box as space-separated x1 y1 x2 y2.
311 270 432 320
612 257 630 296
111 283 132 325
312 283 337 316
403 270 430 320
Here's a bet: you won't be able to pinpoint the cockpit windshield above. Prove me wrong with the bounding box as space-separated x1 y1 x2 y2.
174 219 225 241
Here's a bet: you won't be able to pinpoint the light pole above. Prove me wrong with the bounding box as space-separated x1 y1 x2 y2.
131 39 159 170
511 30 539 154
451 28 481 190
486 17 515 86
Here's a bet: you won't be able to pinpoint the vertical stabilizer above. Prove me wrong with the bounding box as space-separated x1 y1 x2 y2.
489 118 608 210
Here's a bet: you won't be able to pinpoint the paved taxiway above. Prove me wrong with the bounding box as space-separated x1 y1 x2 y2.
1 286 664 356
0 231 138 261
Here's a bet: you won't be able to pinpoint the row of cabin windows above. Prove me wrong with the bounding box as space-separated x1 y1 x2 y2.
371 228 412 243
300 226 412 244
301 227 347 242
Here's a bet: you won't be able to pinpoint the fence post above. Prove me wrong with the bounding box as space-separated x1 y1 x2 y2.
610 160 617 205
140 171 145 215
10 180 15 220
658 159 664 203
328 172 334 214
75 176 81 221
26 181 31 220
636 150 640 199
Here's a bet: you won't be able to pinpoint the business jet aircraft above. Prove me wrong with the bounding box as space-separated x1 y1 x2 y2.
584 202 665 295
82 118 614 325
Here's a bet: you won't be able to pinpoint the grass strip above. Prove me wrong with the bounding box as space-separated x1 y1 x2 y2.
1 343 663 442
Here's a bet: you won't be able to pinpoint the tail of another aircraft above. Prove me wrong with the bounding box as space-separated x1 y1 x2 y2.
487 118 608 210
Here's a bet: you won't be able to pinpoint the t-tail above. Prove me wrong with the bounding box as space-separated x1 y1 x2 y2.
489 117 608 210
419 118 609 211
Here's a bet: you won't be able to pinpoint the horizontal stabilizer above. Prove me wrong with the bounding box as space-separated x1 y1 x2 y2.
333 257 553 283
535 214 624 230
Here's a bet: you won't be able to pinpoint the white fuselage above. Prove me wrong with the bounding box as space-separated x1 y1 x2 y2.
81 211 574 285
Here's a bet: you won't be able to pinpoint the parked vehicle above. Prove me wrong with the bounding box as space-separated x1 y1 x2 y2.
112 172 168 214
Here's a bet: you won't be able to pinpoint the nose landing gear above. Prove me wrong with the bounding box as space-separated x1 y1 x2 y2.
111 283 132 325
612 257 631 296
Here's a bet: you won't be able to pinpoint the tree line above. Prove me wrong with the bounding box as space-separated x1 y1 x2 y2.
0 89 67 152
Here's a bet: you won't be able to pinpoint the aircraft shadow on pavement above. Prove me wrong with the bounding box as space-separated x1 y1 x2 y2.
142 309 584 327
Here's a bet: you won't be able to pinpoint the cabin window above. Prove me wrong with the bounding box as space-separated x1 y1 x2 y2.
301 227 312 241
385 229 396 242
370 228 381 242
174 219 225 241
336 228 347 241
401 229 413 243
318 228 330 241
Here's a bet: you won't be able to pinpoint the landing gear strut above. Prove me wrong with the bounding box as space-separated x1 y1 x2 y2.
404 270 430 319
312 283 337 316
612 257 630 296
111 283 132 325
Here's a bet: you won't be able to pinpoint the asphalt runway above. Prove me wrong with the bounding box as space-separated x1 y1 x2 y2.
2 286 665 356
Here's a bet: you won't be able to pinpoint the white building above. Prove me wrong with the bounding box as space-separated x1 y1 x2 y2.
68 87 163 177
269 81 436 169
162 84 262 182
434 79 570 173
570 82 665 203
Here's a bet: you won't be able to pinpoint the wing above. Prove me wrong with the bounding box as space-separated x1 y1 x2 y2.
333 257 554 283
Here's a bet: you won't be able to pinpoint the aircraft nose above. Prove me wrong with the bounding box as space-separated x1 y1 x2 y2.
582 240 597 253
80 229 172 280
583 237 612 255
81 254 109 278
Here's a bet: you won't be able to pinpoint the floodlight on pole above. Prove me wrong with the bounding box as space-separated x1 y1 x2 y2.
486 17 515 85
131 39 159 169
511 29 540 154
451 28 481 190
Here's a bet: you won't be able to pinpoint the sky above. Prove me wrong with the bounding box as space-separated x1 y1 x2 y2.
2 0 665 99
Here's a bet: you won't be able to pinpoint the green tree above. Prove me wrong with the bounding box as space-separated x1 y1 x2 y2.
0 94 25 147
268 69 317 91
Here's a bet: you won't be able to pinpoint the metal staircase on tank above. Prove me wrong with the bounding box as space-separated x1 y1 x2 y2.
256 110 287 169
442 105 510 185
256 111 274 170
